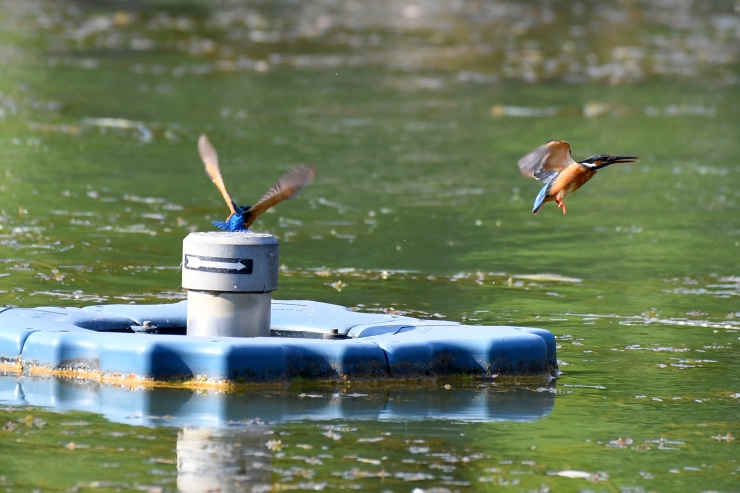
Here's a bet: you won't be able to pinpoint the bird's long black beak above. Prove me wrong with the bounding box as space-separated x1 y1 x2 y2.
609 156 639 164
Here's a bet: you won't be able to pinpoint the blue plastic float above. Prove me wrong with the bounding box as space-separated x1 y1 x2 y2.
0 299 557 383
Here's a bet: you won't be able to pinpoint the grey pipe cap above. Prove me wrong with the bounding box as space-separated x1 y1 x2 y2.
182 232 279 293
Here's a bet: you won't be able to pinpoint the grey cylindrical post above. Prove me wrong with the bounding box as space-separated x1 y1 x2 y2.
182 232 278 337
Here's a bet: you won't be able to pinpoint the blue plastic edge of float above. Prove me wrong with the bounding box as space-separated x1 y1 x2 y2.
0 300 557 381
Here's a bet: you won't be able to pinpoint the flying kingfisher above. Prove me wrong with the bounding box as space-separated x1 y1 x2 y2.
517 140 638 215
198 134 316 232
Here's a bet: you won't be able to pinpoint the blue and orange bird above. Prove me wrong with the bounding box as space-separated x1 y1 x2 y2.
198 134 316 232
517 140 638 215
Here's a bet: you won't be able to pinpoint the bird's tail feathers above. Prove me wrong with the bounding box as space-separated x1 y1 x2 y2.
211 220 230 231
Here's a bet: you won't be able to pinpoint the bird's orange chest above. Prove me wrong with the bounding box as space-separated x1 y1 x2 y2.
550 165 596 197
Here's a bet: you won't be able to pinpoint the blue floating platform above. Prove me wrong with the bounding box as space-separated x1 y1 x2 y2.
0 300 557 384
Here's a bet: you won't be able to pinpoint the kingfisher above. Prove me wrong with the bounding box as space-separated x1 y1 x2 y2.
198 134 316 232
517 140 638 215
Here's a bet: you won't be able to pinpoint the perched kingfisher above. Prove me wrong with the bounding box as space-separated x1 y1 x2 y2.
517 140 638 215
198 134 316 232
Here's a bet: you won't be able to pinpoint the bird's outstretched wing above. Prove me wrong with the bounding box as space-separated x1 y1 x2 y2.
198 134 236 215
517 140 574 183
245 165 316 229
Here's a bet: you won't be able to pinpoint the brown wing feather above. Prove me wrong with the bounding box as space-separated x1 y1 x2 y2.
198 134 236 214
244 165 316 229
517 140 575 182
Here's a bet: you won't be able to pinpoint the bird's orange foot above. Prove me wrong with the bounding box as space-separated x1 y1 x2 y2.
556 199 567 215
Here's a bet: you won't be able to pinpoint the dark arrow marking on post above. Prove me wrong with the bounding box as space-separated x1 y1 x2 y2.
184 255 254 274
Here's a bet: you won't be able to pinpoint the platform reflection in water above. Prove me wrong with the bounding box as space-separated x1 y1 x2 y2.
0 373 555 492
0 374 553 426
178 427 273 493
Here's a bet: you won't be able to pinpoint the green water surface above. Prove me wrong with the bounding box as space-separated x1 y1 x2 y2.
0 0 739 491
